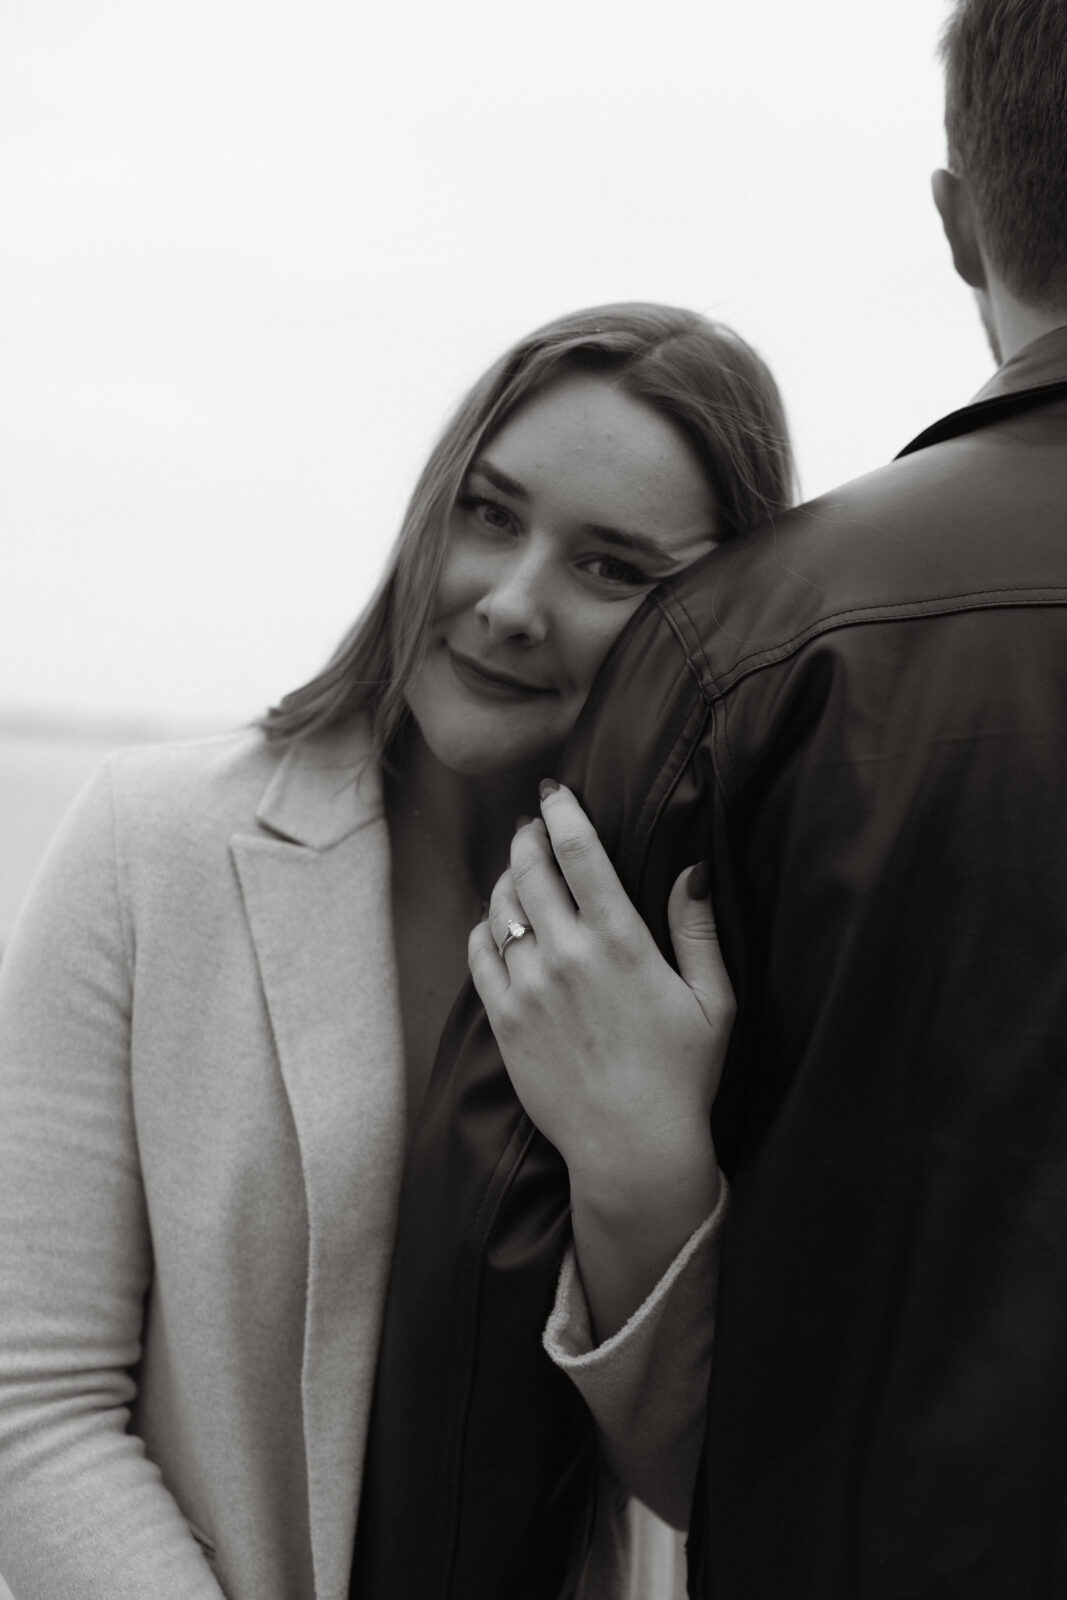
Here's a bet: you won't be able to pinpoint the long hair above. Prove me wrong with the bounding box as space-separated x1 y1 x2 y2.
261 302 795 755
941 0 1067 310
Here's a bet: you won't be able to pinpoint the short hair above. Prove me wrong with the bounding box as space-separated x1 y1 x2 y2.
262 302 795 754
941 0 1067 310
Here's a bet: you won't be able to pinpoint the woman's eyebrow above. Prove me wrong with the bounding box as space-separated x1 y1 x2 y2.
469 459 528 500
582 523 677 564
469 458 705 565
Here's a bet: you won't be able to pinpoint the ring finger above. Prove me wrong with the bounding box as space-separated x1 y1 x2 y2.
488 870 535 964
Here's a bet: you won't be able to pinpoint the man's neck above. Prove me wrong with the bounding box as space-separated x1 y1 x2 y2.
984 281 1067 365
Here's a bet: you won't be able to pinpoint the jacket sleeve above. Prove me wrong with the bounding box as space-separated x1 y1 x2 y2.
542 1181 727 1528
0 765 225 1599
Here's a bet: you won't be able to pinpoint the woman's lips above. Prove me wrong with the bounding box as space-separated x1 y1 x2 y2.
447 649 557 701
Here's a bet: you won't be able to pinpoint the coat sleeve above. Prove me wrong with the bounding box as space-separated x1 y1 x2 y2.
0 764 225 1599
542 1181 727 1529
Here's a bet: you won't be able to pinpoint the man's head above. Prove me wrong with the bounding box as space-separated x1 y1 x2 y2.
933 0 1067 359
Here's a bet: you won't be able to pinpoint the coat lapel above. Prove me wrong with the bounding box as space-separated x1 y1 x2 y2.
230 731 407 1600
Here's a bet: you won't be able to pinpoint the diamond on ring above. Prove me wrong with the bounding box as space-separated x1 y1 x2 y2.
498 919 531 958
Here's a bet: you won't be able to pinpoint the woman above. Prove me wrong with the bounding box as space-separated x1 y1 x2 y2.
0 303 794 1600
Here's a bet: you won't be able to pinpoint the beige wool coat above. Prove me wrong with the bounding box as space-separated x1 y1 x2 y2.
0 726 720 1600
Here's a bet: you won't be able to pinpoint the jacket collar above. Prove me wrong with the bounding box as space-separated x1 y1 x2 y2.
255 723 384 851
898 322 1067 458
233 718 407 1600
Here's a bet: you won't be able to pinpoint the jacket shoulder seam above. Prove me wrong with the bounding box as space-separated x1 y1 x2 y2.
661 585 1067 701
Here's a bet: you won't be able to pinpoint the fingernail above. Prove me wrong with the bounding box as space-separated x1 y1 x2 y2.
687 861 710 899
514 814 533 832
539 778 560 801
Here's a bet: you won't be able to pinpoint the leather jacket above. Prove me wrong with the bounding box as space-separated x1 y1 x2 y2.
352 329 1067 1598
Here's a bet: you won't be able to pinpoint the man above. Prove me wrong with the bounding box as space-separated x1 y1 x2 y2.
355 2 1067 1594
572 2 1067 1590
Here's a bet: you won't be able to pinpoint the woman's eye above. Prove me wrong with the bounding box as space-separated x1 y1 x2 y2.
583 553 651 589
457 494 516 534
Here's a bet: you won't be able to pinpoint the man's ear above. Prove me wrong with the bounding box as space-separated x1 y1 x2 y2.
931 168 988 289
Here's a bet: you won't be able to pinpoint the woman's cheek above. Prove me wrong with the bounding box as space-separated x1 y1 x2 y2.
574 598 647 688
433 541 496 617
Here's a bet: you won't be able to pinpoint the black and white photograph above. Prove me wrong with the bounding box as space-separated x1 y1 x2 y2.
2 2 1065 1596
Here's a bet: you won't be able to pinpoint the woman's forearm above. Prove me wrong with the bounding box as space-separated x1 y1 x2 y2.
567 1135 721 1344
543 1153 727 1526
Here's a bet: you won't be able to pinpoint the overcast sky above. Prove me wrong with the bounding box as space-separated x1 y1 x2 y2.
1 0 992 728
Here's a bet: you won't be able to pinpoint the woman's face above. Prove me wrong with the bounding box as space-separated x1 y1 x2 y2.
405 371 718 781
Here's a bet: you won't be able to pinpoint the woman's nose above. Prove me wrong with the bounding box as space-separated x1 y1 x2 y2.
474 550 552 645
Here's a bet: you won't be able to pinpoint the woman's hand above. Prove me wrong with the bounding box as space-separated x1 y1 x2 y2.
469 779 734 1196
468 780 735 1339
